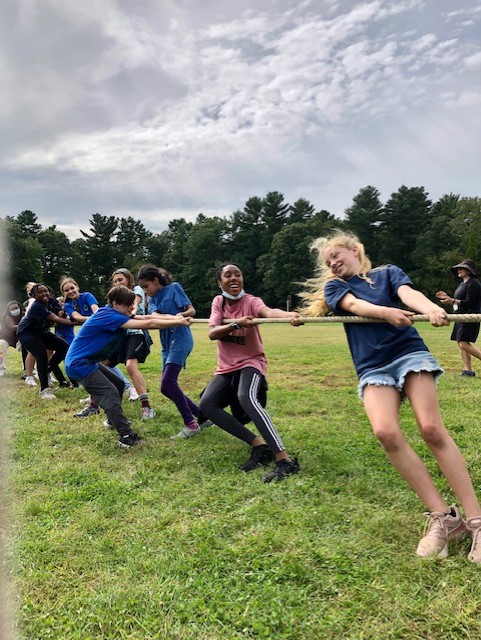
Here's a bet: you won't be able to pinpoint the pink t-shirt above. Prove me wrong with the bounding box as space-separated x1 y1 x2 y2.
209 294 268 376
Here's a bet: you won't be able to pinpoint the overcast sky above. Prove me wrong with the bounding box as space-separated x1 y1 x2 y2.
1 0 480 239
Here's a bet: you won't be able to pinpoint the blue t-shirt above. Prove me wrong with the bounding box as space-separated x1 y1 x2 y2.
64 292 98 319
65 306 129 379
147 282 193 367
55 322 75 344
324 265 429 377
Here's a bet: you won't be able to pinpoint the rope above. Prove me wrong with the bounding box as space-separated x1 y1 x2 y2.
190 314 481 325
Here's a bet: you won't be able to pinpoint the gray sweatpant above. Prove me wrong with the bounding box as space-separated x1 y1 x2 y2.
80 364 132 436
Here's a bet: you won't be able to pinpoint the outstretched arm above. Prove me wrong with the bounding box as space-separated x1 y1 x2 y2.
121 315 192 330
46 312 75 327
259 306 304 326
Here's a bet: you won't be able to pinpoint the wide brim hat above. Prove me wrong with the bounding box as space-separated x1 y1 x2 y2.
451 259 477 276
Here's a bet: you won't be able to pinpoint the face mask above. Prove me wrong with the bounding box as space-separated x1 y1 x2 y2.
10 308 21 317
221 289 246 301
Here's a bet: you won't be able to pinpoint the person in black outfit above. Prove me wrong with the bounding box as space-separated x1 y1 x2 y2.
436 259 481 377
17 284 74 399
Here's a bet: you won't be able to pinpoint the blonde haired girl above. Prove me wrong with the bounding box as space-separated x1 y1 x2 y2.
300 231 481 563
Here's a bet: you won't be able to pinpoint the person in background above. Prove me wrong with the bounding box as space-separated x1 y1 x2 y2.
137 264 211 439
299 231 481 563
0 301 23 376
17 284 73 399
198 263 302 483
436 259 481 377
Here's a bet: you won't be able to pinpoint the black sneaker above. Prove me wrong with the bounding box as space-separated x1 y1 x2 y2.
263 457 300 483
239 444 274 472
117 432 145 449
74 405 101 418
58 381 71 388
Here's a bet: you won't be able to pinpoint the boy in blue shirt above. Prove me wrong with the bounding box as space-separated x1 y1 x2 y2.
65 285 192 448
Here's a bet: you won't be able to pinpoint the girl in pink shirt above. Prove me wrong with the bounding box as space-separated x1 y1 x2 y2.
199 263 302 483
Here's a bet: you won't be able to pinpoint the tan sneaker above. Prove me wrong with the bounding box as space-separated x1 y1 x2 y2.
466 517 481 564
416 505 467 558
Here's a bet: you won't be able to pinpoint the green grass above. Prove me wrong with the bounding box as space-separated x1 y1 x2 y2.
3 324 481 639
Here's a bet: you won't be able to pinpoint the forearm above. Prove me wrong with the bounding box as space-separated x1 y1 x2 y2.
209 321 242 341
398 287 441 314
341 297 391 320
179 305 196 318
71 313 88 324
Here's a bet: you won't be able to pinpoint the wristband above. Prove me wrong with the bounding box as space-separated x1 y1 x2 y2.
230 321 240 331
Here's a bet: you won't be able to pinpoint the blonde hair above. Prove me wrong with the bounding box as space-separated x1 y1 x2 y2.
59 277 80 294
25 281 37 297
298 231 372 317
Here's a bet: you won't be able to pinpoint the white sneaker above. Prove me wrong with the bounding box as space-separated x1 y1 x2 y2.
127 387 139 401
170 425 200 440
39 388 57 400
25 376 37 387
141 407 156 420
79 397 91 404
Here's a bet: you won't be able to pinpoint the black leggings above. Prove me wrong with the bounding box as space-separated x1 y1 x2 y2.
199 367 284 454
20 332 68 390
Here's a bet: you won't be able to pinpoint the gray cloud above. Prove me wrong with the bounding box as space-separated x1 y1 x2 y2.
1 0 480 236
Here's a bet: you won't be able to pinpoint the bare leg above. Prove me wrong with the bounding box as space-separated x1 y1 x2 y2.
405 372 481 519
363 385 448 512
126 359 147 395
459 341 481 366
458 342 472 370
25 352 35 376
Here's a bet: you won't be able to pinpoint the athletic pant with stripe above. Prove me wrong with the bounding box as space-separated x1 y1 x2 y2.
199 366 284 454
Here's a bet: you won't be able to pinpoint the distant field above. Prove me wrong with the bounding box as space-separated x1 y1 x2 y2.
2 323 481 639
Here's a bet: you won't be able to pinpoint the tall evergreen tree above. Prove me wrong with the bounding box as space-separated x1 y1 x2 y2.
80 214 119 297
38 226 74 292
180 215 229 317
288 198 315 224
160 218 193 280
226 197 266 296
410 194 461 296
344 186 383 264
2 217 44 300
115 217 152 267
378 186 432 274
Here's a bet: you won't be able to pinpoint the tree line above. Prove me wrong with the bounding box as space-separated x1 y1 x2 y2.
2 186 480 317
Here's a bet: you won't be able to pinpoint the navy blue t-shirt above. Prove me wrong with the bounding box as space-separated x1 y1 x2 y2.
17 300 53 340
324 265 429 377
65 306 129 379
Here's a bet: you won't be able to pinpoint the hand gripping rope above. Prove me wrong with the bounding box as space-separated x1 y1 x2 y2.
191 314 481 325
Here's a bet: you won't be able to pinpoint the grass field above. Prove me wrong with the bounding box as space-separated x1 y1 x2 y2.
2 323 481 639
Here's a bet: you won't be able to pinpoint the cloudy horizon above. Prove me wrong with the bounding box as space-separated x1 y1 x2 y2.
1 0 480 239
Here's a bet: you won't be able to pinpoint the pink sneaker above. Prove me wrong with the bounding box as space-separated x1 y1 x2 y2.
466 517 481 564
416 505 467 558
